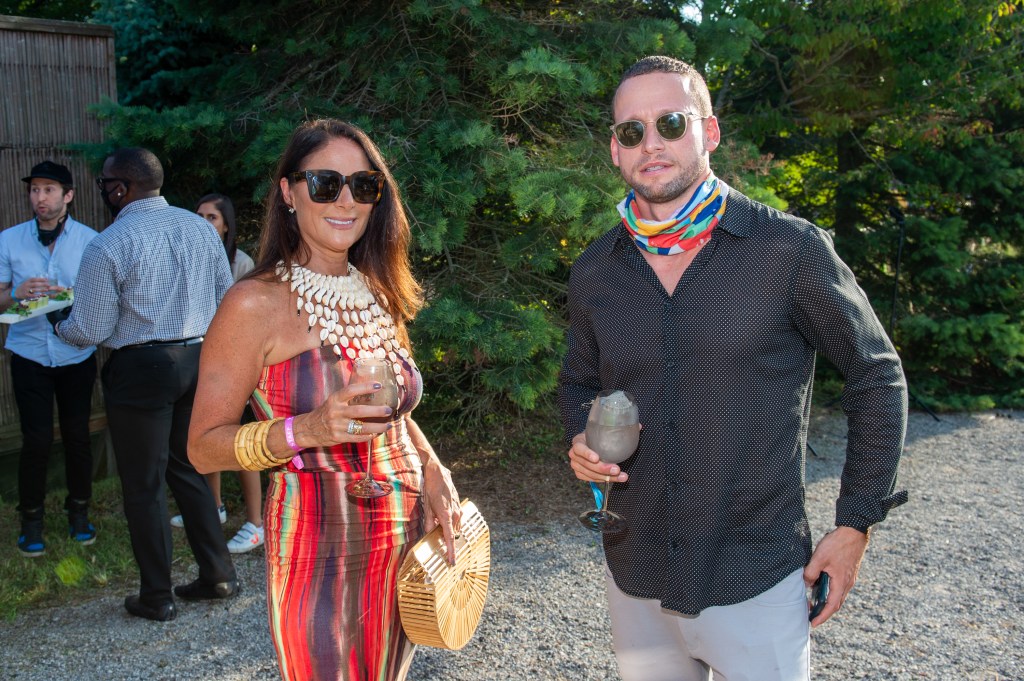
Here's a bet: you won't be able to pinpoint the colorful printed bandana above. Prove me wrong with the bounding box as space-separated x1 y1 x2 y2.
617 175 727 255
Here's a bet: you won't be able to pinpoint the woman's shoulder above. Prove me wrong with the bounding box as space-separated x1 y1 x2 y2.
219 274 289 321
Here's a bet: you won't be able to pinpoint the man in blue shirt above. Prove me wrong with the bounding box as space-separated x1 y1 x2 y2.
0 161 99 557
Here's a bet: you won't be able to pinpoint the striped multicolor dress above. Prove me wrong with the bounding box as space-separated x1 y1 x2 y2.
250 345 425 681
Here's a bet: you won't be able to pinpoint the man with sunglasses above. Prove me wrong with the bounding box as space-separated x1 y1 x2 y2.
0 161 99 557
559 56 908 680
51 147 238 622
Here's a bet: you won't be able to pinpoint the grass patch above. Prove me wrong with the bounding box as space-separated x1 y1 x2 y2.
0 474 238 621
1 477 132 620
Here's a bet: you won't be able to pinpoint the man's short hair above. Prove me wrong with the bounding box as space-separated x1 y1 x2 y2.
616 56 714 118
106 147 164 192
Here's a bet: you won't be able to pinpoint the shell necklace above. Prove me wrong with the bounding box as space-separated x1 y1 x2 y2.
277 261 414 385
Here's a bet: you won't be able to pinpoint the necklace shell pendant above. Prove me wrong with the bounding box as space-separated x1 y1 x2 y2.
278 261 416 385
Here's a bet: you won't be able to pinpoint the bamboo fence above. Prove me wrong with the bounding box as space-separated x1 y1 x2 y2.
0 14 115 466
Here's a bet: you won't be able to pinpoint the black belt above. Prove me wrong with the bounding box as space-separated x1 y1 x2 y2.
120 336 204 350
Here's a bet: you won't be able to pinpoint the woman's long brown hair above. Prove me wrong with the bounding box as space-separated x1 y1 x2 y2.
250 119 422 346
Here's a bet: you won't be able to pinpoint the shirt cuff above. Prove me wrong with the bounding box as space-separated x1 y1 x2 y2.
835 489 909 529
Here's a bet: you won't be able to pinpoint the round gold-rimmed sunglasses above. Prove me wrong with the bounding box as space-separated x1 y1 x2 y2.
610 112 705 148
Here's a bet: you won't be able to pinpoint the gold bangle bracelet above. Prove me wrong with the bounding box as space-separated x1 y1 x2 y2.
234 418 290 471
234 423 259 471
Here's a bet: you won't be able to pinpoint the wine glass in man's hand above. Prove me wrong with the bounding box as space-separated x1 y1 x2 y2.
579 389 640 535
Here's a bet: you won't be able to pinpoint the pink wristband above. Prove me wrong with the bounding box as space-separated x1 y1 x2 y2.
284 416 302 452
284 417 304 470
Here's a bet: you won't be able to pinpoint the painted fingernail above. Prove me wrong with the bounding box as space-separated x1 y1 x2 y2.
373 382 382 389
384 407 393 415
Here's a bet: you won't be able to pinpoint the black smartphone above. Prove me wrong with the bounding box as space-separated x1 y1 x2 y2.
808 572 830 621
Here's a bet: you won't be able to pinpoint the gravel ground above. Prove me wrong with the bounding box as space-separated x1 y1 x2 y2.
1 410 1021 680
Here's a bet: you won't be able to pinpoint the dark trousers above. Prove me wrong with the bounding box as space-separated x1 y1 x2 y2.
102 343 235 603
11 352 97 512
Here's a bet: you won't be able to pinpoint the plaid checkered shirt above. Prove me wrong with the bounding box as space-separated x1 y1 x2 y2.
57 197 233 349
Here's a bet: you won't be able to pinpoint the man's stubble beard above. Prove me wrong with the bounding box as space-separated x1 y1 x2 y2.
626 149 709 206
34 204 64 223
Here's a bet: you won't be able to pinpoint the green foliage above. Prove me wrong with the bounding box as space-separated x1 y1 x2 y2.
65 0 1024 416
0 0 93 21
78 0 695 419
715 0 1024 409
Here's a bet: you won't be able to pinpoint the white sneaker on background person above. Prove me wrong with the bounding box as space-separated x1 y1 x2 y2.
171 504 227 528
226 521 265 554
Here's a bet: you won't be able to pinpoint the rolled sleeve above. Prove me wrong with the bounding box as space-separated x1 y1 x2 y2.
0 238 12 285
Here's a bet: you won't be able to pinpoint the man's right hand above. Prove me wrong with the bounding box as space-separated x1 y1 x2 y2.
15 276 58 300
568 432 629 483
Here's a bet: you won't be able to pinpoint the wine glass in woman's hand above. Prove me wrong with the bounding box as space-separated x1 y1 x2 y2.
345 358 399 499
579 389 640 535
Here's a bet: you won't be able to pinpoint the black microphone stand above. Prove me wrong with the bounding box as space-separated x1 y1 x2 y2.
887 206 940 422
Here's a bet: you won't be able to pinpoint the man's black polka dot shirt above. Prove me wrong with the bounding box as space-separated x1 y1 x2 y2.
558 186 908 616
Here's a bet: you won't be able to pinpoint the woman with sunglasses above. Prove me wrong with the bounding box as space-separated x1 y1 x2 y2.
188 119 461 681
168 193 265 554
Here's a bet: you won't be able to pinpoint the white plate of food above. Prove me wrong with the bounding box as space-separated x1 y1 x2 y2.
0 293 74 324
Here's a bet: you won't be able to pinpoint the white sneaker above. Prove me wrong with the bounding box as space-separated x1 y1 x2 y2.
171 505 227 528
227 521 265 554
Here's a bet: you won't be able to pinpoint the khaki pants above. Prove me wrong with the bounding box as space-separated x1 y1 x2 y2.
606 566 811 681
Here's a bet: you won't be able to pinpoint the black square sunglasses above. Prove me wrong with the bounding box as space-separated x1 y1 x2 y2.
288 169 384 205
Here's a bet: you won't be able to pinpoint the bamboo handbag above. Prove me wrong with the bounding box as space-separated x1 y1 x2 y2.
397 499 490 649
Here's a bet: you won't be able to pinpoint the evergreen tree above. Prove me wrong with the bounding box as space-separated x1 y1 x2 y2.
708 0 1024 409
0 0 93 21
79 0 1024 414
85 0 701 418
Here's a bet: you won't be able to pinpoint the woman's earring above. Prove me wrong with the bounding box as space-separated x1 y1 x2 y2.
287 206 295 214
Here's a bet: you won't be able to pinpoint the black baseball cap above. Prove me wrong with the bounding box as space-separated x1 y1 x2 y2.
21 161 73 187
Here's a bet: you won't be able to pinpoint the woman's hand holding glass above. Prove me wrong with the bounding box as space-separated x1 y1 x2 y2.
294 380 394 448
345 358 400 498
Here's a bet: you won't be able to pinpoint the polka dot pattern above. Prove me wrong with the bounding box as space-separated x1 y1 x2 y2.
558 187 908 615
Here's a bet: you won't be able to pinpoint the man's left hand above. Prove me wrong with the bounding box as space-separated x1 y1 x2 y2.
46 304 72 334
803 525 869 627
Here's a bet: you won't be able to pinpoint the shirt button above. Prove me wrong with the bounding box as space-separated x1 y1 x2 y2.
670 540 680 551
666 360 677 369
666 420 676 430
